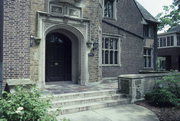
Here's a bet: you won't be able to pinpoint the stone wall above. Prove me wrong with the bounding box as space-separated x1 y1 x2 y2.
82 1 103 82
30 0 44 82
118 73 180 103
3 0 31 88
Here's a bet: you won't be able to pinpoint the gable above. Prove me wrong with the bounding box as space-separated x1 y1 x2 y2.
135 1 159 23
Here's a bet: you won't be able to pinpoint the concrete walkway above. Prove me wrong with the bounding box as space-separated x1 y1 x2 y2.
58 104 159 121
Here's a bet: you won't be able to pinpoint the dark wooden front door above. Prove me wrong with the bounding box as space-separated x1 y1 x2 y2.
46 33 72 82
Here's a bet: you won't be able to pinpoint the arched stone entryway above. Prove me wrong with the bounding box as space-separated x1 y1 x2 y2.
38 23 89 87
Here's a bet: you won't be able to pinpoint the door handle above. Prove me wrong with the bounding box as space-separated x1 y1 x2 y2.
54 62 59 66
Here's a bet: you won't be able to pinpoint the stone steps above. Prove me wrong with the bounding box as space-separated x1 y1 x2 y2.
50 99 130 115
52 94 123 107
46 89 130 115
43 89 118 101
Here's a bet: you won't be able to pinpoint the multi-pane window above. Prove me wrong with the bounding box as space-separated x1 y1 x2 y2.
144 48 152 68
104 0 114 18
158 36 174 47
102 37 119 65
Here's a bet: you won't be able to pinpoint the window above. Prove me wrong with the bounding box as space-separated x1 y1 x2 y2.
104 0 115 18
177 35 180 46
160 38 163 47
170 36 174 46
144 48 152 68
162 37 166 46
158 57 166 71
102 36 119 65
167 37 171 46
143 25 154 38
158 36 174 47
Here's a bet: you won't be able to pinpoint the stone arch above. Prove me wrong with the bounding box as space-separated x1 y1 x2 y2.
39 24 89 87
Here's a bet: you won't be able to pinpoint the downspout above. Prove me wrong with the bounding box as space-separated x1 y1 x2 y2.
0 0 3 95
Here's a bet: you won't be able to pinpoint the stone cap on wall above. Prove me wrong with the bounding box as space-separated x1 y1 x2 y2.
118 72 180 79
6 79 35 86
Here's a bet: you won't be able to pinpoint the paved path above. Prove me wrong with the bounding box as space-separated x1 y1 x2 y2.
58 104 159 121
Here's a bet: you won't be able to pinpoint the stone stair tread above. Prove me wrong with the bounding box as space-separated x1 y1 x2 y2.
42 89 118 98
52 94 122 104
49 98 129 112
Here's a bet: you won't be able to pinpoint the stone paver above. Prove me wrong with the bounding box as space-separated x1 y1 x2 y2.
42 80 118 95
58 104 159 121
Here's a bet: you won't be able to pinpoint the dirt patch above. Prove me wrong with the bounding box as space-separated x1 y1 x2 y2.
136 101 180 121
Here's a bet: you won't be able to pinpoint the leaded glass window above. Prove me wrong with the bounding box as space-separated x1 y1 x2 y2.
104 0 114 18
102 36 119 65
144 48 152 68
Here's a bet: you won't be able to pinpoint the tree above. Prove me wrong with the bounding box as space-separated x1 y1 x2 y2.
156 0 180 32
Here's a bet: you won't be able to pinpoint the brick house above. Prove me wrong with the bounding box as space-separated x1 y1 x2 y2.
157 25 180 71
0 0 158 90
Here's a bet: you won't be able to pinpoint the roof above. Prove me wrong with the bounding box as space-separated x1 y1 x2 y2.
135 1 159 23
168 25 180 33
158 25 180 36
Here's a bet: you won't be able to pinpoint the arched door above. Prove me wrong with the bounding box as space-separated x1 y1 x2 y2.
46 33 72 82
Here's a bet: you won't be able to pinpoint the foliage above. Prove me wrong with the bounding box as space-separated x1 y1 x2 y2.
156 0 180 31
145 89 177 107
145 74 180 107
0 86 58 121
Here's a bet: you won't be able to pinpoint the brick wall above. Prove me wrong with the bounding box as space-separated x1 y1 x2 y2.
3 0 31 88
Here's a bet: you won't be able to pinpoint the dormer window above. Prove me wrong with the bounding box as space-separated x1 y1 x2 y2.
104 0 116 19
50 3 81 18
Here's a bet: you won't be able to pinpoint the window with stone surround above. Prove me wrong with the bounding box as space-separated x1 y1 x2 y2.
144 48 152 68
104 0 116 19
102 36 120 66
50 3 81 18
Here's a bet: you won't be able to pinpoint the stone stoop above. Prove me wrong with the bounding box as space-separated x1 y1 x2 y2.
43 89 130 115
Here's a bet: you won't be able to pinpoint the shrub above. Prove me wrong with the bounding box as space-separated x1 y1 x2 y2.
145 89 177 107
0 86 57 121
156 74 180 98
145 74 180 107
